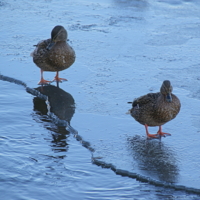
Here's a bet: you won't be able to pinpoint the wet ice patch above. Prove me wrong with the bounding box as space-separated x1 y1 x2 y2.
113 0 149 9
69 23 97 31
107 16 144 26
147 22 200 46
147 33 188 46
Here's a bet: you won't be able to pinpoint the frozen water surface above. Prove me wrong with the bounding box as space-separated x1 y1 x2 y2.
1 0 200 199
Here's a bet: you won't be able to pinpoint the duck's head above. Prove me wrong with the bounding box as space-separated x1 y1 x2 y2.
160 80 173 102
47 25 68 50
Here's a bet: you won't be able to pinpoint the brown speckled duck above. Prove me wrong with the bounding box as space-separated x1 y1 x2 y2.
31 25 75 85
129 80 181 139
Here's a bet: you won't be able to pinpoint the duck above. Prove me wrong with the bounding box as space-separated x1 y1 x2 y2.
128 80 181 139
31 25 75 85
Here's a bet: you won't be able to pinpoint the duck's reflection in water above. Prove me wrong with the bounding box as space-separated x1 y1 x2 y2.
33 85 75 156
127 135 179 184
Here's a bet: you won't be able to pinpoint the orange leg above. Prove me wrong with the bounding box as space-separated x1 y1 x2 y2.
52 71 68 83
157 126 171 137
38 69 51 85
144 124 159 139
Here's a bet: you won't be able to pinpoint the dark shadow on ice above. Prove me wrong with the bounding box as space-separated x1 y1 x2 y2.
33 85 76 156
127 135 179 183
33 85 75 123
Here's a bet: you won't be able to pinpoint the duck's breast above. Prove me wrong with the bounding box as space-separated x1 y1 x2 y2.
48 42 75 71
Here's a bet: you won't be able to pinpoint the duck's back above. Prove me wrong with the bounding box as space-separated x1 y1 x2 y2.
32 39 53 71
130 92 159 126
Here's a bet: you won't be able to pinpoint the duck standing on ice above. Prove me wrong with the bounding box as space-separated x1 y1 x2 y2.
129 80 181 139
31 25 75 85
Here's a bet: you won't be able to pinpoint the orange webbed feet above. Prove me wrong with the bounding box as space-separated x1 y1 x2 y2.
52 72 68 83
144 124 160 139
38 78 51 85
52 77 68 83
157 126 171 137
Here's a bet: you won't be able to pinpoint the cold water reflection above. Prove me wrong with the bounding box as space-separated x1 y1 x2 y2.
33 85 76 158
33 85 75 123
128 135 179 183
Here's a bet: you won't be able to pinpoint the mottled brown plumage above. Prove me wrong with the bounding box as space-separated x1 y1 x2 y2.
129 80 181 139
31 25 75 85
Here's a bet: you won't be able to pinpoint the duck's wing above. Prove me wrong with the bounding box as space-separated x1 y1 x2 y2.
36 39 51 50
31 39 51 58
132 92 160 108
